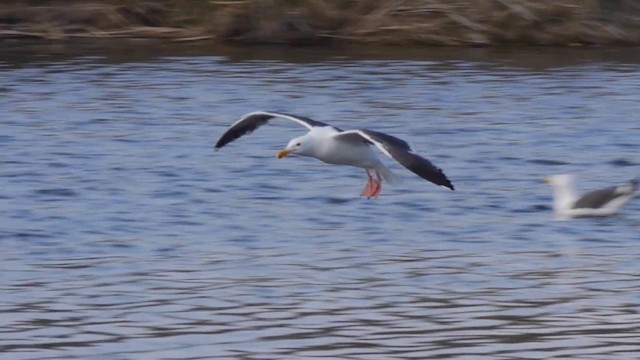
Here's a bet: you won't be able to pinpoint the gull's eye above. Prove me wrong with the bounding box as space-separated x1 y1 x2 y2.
296 142 301 146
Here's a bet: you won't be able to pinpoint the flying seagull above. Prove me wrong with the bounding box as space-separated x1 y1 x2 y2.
545 174 637 219
214 111 454 198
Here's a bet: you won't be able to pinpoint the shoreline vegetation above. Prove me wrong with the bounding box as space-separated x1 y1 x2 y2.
2 1 640 46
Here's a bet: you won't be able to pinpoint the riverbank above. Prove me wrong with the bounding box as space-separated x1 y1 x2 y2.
2 0 640 46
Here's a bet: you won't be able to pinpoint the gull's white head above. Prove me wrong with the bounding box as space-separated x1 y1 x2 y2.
277 134 313 159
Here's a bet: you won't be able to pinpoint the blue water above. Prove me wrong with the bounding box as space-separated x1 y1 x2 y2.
1 46 639 359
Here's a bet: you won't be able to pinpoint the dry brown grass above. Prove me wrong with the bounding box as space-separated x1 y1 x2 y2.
0 1 200 40
216 0 640 45
2 0 640 45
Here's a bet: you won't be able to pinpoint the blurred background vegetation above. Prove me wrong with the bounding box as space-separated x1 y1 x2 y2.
2 0 639 45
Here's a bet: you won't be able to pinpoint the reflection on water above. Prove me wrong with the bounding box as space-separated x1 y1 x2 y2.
1 45 640 359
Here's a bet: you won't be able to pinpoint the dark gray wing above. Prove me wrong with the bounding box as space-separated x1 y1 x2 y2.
573 183 636 209
214 111 334 149
334 129 455 190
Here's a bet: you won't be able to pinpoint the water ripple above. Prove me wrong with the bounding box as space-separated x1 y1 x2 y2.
1 48 640 359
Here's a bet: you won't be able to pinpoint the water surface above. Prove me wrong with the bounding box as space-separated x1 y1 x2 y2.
2 45 640 359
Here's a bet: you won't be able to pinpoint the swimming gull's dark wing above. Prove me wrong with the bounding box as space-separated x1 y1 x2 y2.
214 111 334 149
333 129 454 190
573 182 636 209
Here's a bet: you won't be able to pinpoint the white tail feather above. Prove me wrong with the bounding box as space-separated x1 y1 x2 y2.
376 164 399 184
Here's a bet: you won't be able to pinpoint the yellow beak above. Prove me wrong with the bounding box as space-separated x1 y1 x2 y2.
277 149 293 159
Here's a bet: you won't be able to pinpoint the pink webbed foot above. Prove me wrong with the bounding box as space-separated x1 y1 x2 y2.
361 178 382 199
369 179 382 198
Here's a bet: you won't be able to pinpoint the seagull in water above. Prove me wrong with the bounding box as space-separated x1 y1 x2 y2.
214 111 454 198
545 174 637 220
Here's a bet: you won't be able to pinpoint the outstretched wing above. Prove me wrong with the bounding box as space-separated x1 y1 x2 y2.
214 111 334 149
333 129 454 190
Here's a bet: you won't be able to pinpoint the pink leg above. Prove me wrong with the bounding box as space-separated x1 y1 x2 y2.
360 171 375 198
361 170 383 199
370 177 382 198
